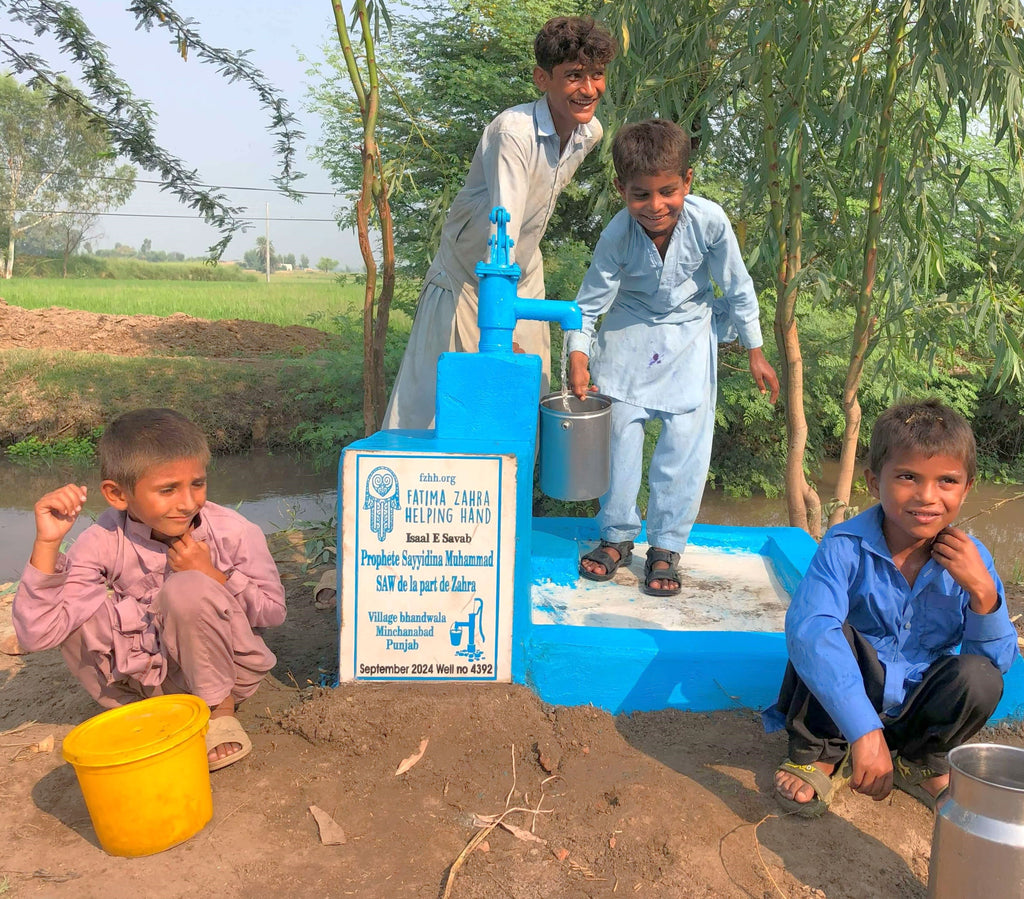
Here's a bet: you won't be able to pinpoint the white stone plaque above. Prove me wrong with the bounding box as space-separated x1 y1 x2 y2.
339 451 517 682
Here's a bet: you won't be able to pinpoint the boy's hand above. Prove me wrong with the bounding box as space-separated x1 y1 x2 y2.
931 526 999 614
33 484 88 545
29 484 88 574
568 350 594 399
166 531 227 584
748 347 780 404
850 729 893 800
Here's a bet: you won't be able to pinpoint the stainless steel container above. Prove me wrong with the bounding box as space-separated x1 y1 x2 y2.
538 392 611 501
928 743 1024 898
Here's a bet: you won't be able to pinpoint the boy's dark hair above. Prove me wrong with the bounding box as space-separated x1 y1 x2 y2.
612 119 692 186
868 399 976 480
535 16 616 72
99 408 211 491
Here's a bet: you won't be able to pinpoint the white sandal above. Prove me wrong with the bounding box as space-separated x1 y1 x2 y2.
205 715 253 771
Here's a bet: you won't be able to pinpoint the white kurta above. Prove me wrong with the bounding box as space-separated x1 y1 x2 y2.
383 98 602 430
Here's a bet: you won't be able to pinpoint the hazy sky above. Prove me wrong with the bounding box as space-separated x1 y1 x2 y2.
8 1 363 267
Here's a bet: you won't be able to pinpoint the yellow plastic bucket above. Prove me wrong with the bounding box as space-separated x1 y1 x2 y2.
62 694 212 857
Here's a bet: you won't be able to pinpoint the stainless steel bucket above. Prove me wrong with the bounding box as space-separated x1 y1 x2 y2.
538 392 611 501
928 743 1024 898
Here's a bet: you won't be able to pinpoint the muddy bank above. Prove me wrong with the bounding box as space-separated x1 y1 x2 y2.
0 302 347 454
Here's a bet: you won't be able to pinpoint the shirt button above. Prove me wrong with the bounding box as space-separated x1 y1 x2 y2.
904 623 911 630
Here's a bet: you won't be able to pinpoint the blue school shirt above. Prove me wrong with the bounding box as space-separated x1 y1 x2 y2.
766 504 1018 745
564 197 763 414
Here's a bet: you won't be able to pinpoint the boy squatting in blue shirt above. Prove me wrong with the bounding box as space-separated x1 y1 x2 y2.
565 119 779 596
763 399 1018 817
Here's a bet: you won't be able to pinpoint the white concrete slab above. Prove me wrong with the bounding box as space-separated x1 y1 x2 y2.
532 542 789 632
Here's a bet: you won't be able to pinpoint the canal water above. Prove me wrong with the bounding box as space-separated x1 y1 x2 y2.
0 453 337 583
0 454 1021 584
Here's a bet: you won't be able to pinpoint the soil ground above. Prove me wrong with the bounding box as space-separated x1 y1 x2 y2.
2 305 1024 898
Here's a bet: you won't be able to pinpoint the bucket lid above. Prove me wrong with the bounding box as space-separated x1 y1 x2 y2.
62 694 210 768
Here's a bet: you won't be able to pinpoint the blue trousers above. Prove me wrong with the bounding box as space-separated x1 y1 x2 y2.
598 396 716 553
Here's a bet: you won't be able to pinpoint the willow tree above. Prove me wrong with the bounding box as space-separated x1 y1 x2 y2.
1 1 304 258
603 0 1024 535
328 0 395 435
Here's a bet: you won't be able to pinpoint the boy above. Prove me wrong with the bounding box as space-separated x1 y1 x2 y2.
12 408 286 772
567 119 779 595
766 399 1018 817
383 15 617 430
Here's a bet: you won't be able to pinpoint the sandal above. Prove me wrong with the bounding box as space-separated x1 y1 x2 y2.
892 754 949 811
579 540 634 582
774 747 853 819
642 547 681 596
206 715 253 772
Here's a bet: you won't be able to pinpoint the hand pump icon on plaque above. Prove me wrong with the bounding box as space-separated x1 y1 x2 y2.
450 598 485 662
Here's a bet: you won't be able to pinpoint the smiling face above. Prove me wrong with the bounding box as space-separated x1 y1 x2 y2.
616 170 693 245
102 457 208 543
865 448 973 556
534 61 607 141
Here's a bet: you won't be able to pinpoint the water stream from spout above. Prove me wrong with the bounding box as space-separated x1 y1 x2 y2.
560 340 571 410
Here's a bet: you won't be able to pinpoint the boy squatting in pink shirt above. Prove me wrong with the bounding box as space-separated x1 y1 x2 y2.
13 408 286 771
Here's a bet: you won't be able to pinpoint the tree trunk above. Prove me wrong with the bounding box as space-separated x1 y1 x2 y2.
762 37 821 537
827 4 907 528
333 0 394 436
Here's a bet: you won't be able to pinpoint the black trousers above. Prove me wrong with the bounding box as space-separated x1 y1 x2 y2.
776 624 1004 774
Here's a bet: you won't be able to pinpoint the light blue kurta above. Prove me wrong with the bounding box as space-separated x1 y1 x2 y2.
565 196 763 412
565 196 765 551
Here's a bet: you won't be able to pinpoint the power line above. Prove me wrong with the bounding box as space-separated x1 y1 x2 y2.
22 169 341 196
20 209 341 222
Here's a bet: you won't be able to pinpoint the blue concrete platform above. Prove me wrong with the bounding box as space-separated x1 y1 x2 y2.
524 517 1024 723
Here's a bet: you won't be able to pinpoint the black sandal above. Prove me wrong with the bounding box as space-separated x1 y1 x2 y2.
579 540 634 582
643 547 681 596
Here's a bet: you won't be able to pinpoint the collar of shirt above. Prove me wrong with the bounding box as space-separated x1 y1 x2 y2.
532 97 593 149
830 504 891 562
829 504 951 596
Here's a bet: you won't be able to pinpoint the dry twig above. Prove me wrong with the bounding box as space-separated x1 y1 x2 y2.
442 822 499 899
443 744 560 897
960 491 1024 526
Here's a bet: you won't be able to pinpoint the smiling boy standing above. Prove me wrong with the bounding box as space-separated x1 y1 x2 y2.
13 408 285 772
566 118 778 595
765 399 1018 817
383 16 617 430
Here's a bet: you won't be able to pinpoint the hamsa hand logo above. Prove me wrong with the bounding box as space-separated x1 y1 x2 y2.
364 466 400 541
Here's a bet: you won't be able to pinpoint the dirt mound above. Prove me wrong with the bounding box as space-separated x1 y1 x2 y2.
0 301 336 357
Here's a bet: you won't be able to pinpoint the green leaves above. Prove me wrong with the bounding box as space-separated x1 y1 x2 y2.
1 1 305 259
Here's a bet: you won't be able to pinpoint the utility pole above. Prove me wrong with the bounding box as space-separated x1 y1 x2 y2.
265 203 270 284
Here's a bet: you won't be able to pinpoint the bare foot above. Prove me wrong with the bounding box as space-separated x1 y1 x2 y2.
580 545 622 578
775 759 836 805
208 695 242 765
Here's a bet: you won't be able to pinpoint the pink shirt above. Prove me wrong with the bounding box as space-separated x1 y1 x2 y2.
13 502 286 684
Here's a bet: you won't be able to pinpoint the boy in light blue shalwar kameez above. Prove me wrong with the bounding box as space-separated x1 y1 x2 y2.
565 119 779 595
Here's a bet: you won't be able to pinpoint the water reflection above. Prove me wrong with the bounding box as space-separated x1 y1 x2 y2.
1 455 1021 584
697 474 1024 581
0 453 337 582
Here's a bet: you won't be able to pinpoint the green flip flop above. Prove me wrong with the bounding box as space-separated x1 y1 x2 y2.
892 754 948 811
774 748 853 819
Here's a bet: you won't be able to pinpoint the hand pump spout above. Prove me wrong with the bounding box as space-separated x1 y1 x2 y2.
476 207 581 354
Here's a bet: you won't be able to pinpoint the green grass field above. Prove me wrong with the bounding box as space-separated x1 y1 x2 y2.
0 274 417 332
